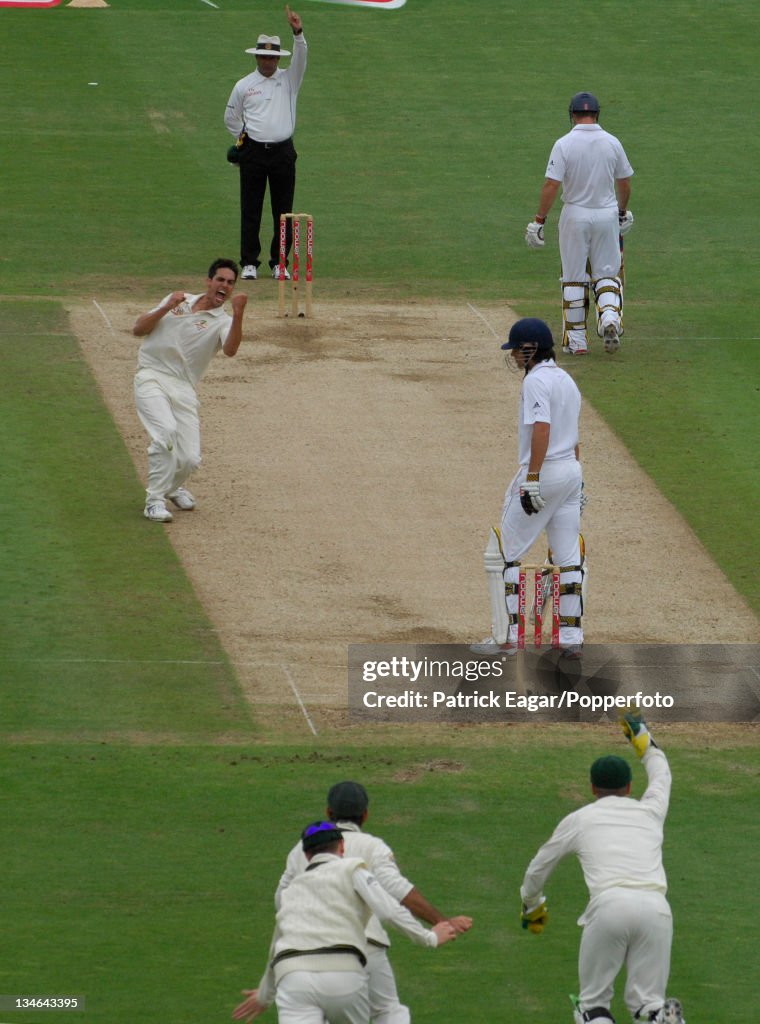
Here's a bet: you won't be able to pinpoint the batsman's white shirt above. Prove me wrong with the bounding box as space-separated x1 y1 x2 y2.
520 747 671 907
518 360 580 466
546 123 634 208
136 294 232 388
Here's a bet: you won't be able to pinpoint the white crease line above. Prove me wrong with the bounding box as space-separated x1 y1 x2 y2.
282 664 319 736
201 0 219 6
92 299 115 335
466 302 502 341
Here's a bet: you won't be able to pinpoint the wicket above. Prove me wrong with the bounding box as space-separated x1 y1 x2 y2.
278 212 313 318
516 564 561 649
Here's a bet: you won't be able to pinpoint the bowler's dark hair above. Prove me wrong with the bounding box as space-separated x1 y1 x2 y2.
208 258 239 280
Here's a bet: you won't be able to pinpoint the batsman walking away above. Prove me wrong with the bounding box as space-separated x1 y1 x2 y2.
525 92 634 356
518 709 686 1024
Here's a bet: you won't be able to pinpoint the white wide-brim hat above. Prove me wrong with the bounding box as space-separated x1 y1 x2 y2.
246 34 291 57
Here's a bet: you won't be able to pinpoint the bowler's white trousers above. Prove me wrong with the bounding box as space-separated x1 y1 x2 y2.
501 459 583 646
134 368 201 504
578 887 673 1018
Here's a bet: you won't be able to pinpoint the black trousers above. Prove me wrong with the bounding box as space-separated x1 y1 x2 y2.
238 138 297 269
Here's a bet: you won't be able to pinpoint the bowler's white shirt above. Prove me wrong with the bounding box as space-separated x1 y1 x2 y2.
136 294 231 389
545 123 634 208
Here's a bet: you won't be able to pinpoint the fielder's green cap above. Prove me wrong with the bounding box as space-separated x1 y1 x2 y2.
590 755 632 790
301 820 343 853
327 781 369 817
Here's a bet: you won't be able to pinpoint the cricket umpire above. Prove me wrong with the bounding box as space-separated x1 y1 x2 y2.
224 5 307 282
276 781 472 1023
232 821 457 1024
519 710 685 1024
525 92 634 355
473 318 585 657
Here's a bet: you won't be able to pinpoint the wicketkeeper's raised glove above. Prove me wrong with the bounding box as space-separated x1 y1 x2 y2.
521 899 548 934
525 221 545 249
618 209 634 235
620 704 658 758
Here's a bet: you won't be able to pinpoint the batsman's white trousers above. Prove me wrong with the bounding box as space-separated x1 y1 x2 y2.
578 888 672 1018
559 204 621 283
134 369 201 504
501 459 583 647
275 969 370 1024
367 946 410 1024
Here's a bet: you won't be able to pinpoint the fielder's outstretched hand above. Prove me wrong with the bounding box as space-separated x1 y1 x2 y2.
432 921 458 945
232 990 266 1023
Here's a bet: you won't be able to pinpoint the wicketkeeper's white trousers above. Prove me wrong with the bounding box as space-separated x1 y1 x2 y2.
134 369 201 505
275 969 370 1024
577 887 673 1019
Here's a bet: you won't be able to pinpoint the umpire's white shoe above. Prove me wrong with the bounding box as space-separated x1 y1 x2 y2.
168 487 196 511
241 265 257 280
144 500 173 523
469 637 518 657
272 265 291 280
603 323 621 353
659 999 685 1024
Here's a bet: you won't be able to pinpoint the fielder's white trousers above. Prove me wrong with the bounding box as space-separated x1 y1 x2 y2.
134 369 201 505
577 888 673 1019
275 969 370 1024
501 459 583 646
366 946 410 1024
559 204 621 284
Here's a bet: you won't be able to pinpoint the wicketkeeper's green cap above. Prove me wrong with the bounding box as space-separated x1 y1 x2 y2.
590 755 632 790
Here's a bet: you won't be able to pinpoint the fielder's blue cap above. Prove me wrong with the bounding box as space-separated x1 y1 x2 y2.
501 318 554 350
301 820 344 852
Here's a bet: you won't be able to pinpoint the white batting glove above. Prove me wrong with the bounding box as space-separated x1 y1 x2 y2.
618 210 634 235
525 221 545 249
520 475 545 515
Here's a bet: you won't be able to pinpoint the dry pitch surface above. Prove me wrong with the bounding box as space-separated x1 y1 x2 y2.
70 292 759 729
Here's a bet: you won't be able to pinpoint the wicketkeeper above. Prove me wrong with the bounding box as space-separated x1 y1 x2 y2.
518 708 685 1024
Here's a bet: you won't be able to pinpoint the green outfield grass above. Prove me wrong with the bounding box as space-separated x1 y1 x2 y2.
4 0 759 611
1 3 758 1024
2 741 758 1024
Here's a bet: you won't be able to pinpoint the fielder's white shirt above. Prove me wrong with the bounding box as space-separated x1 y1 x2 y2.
520 747 671 907
259 853 436 1006
136 294 232 388
518 360 581 465
277 821 415 947
545 123 634 208
224 33 307 143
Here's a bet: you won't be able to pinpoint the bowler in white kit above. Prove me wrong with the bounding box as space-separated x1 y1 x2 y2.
132 259 247 522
